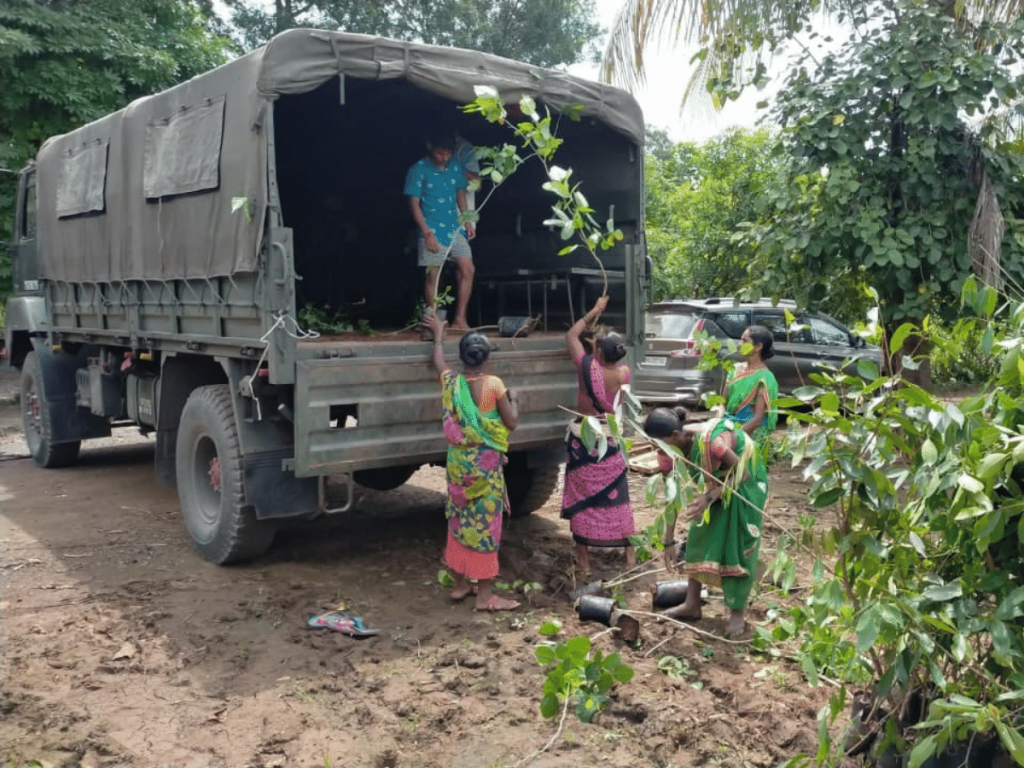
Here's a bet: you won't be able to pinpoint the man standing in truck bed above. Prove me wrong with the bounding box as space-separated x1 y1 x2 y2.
405 131 476 330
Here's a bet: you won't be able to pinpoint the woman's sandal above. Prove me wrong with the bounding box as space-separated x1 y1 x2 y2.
475 595 520 612
307 611 381 637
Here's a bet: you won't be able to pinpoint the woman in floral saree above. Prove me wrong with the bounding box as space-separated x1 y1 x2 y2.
643 408 768 638
424 312 520 611
723 325 779 456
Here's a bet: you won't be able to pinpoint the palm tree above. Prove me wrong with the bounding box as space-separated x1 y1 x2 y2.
600 0 1024 109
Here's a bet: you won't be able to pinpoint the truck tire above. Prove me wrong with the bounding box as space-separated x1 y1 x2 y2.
20 351 81 468
176 385 274 564
354 464 418 491
504 452 563 518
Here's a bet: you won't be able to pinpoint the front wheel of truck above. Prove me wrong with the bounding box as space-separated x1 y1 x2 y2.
21 351 81 468
504 452 563 518
176 385 274 564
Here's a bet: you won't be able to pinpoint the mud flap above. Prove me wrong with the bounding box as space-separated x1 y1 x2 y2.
243 450 319 519
31 340 110 444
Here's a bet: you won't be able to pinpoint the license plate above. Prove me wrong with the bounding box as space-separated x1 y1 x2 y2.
643 355 667 367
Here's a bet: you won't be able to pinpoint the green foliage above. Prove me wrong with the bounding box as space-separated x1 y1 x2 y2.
656 654 703 688
770 279 1024 765
928 316 1002 388
297 303 373 335
644 128 839 308
739 0 1024 330
0 0 230 301
534 636 634 723
221 0 602 68
464 88 623 292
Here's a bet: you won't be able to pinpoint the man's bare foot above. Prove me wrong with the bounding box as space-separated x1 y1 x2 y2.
664 604 702 622
449 319 471 331
475 595 520 612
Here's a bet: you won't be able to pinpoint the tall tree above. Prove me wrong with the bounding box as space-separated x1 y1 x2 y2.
739 0 1024 379
643 128 845 310
221 0 602 68
0 0 230 297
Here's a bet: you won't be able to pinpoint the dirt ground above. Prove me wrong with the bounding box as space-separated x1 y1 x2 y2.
0 367 833 768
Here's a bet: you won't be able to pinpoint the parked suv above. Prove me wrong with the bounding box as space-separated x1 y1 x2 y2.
634 298 884 407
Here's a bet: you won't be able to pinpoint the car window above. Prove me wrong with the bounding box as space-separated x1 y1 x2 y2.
711 311 749 339
646 312 698 339
750 310 791 342
807 315 852 347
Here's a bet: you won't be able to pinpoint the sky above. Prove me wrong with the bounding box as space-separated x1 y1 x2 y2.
572 0 772 142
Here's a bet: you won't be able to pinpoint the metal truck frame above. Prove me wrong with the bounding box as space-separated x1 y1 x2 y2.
4 30 648 564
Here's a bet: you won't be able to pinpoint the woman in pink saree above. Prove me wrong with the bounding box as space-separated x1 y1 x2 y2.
560 296 636 574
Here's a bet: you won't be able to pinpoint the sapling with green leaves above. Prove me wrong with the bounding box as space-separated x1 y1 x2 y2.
771 278 1024 767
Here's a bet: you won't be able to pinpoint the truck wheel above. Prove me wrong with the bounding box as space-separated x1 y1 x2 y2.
176 385 274 564
20 351 81 468
504 452 563 518
354 464 418 491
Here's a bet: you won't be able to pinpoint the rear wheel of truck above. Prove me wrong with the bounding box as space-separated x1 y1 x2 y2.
505 452 563 518
176 385 274 564
20 351 81 468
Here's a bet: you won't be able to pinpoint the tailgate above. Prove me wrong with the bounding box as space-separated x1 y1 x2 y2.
292 342 576 478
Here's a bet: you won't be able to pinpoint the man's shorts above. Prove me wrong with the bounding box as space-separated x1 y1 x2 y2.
417 229 472 268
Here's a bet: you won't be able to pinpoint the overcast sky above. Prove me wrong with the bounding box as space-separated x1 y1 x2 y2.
572 0 770 142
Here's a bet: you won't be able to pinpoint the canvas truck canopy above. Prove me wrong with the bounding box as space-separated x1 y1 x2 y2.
35 29 644 284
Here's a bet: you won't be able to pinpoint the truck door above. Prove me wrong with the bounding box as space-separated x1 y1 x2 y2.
12 169 40 295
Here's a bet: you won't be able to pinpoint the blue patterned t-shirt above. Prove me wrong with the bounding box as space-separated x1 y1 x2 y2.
404 156 467 244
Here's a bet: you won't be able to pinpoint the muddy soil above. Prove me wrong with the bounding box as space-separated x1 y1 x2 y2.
0 367 831 768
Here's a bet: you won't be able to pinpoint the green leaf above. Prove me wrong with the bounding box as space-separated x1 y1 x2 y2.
535 644 556 665
922 582 962 601
908 734 938 768
958 474 984 494
812 486 844 508
540 693 560 718
996 721 1024 765
565 636 591 659
612 663 635 683
557 244 578 256
921 439 938 464
855 605 881 652
799 653 819 686
437 569 455 588
538 620 563 636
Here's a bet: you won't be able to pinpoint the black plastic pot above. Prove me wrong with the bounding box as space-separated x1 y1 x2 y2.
577 595 616 623
652 580 690 609
568 580 605 603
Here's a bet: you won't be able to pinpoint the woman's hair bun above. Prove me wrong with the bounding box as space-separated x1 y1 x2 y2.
459 331 494 367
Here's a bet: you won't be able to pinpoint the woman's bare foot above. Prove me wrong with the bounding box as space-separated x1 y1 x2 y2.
450 574 475 601
624 545 637 568
725 610 746 638
475 595 520 612
664 603 702 622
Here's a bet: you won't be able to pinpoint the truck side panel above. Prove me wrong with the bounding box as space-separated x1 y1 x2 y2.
293 342 575 477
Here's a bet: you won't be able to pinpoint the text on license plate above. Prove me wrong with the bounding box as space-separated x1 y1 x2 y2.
643 356 667 367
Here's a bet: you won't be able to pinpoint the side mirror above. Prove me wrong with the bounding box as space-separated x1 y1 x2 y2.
852 335 867 349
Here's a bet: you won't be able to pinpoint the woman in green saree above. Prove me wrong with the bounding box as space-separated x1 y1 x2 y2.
723 325 779 456
643 408 768 638
424 312 520 611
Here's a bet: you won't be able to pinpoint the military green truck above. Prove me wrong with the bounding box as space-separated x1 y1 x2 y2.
4 30 648 564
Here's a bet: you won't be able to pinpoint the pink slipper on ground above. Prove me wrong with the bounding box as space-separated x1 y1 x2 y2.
474 595 520 612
